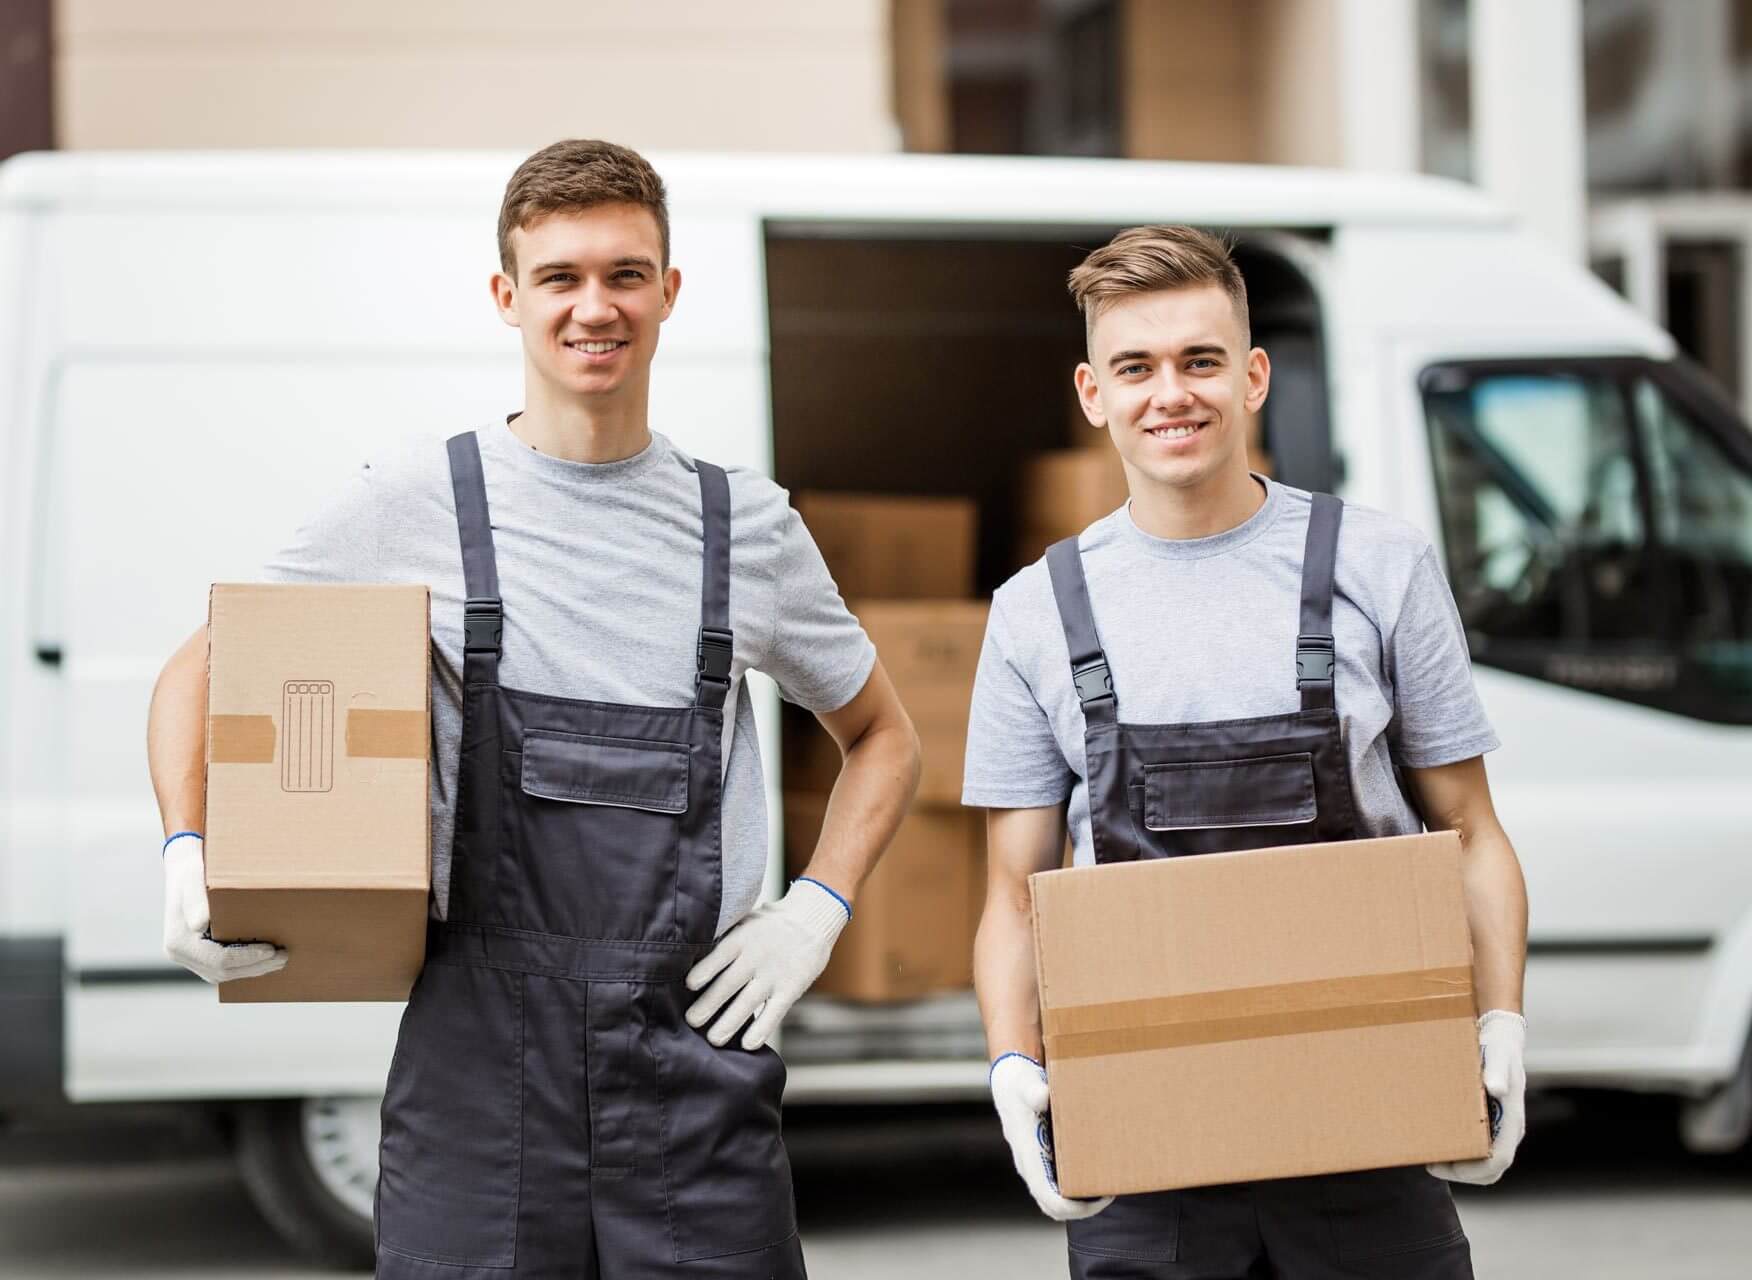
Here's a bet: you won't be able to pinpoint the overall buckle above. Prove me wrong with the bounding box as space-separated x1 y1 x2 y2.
696 626 734 694
464 597 503 654
1072 657 1114 705
1296 634 1335 687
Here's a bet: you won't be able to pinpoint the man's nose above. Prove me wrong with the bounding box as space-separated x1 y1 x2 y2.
1150 372 1193 411
573 282 617 326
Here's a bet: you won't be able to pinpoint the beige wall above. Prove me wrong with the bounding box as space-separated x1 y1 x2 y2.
1123 0 1260 162
1122 0 1341 167
890 0 949 153
1253 0 1341 167
55 0 898 151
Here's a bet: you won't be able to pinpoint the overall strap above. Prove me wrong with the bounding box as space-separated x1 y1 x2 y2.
446 431 503 687
693 461 734 710
1045 536 1116 727
1297 492 1344 711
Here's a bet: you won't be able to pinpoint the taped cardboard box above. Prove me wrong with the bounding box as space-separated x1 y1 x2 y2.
795 492 977 600
206 583 431 1003
783 599 988 805
1030 832 1490 1197
784 792 978 1002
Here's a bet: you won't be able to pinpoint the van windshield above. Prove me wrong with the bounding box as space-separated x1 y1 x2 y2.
1422 360 1752 725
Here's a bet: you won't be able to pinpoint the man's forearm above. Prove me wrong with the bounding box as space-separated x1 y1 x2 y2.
974 880 1044 1061
794 718 919 908
147 627 209 838
1461 822 1528 1015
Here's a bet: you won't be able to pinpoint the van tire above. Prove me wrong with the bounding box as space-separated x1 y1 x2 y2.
234 1098 376 1269
1680 1034 1752 1156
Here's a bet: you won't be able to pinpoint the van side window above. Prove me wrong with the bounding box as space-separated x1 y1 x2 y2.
1422 361 1752 725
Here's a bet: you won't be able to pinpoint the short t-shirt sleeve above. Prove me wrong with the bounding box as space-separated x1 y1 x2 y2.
1387 546 1501 768
760 507 876 712
962 591 1075 808
260 462 381 584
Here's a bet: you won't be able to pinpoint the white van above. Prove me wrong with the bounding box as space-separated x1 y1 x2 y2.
4 150 1751 1264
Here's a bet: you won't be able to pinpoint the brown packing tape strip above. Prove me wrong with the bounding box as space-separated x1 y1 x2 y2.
207 710 426 763
346 709 427 760
208 715 276 764
1043 966 1475 1061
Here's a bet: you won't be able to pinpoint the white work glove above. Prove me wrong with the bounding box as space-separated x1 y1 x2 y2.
684 877 849 1051
161 833 288 984
990 1052 1113 1221
1428 1009 1527 1185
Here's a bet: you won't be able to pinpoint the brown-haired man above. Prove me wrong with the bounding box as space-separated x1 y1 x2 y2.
147 139 920 1277
964 225 1529 1278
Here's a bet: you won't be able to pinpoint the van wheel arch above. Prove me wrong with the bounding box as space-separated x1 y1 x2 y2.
233 1097 378 1269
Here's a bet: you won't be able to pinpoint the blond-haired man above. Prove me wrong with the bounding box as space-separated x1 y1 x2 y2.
148 139 921 1277
965 225 1529 1278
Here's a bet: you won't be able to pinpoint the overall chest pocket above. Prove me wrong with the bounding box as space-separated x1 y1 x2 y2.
1139 751 1317 831
500 729 693 939
518 729 689 813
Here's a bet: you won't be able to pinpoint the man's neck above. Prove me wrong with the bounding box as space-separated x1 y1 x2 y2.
1126 459 1266 540
510 377 652 464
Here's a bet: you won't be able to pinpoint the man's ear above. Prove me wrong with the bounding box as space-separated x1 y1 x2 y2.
1244 346 1271 414
660 265 682 320
490 271 520 329
1073 362 1107 430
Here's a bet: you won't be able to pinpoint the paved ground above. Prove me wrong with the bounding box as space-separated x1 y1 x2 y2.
1 1092 1748 1277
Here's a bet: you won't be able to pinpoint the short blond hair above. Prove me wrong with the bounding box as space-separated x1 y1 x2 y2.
1068 225 1249 345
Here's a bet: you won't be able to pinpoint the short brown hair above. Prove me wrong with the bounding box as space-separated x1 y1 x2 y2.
1068 225 1250 345
497 139 670 277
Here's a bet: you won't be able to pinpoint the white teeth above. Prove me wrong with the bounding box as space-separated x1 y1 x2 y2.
571 340 624 354
1149 424 1200 439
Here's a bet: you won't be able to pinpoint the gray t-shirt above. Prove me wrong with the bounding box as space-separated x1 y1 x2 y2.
961 477 1498 859
264 420 876 933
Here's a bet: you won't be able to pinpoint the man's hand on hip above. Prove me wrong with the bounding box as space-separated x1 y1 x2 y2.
162 833 288 984
1428 1010 1527 1185
684 877 849 1051
990 1052 1113 1221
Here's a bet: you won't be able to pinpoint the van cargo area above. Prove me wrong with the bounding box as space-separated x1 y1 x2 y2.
762 224 1333 1073
765 226 1335 571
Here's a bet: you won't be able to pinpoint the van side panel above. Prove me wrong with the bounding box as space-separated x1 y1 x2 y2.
18 188 774 1099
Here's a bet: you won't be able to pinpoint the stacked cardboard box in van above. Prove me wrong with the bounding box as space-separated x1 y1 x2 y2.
786 493 987 1002
1016 407 1273 569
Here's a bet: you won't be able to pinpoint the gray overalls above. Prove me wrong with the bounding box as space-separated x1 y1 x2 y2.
373 431 806 1278
1045 493 1473 1280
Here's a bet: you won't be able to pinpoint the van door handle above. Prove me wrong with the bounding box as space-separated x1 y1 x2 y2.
34 645 62 668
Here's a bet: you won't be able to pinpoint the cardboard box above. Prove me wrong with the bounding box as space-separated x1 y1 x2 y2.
784 600 989 804
785 792 979 1001
795 492 977 599
1030 832 1490 1196
1015 439 1277 565
1020 448 1130 529
205 584 431 1003
1015 449 1129 567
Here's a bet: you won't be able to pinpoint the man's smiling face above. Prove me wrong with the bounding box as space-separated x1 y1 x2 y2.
1077 284 1268 492
494 202 679 400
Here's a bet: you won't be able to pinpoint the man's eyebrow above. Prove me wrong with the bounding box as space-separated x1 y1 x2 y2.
1108 349 1152 367
527 256 657 275
1180 343 1229 359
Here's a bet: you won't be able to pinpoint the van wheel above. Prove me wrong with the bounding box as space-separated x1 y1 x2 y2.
234 1097 379 1269
1680 1038 1752 1155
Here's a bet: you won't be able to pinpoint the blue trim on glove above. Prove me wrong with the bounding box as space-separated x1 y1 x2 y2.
794 876 852 921
162 831 202 856
989 1050 1043 1085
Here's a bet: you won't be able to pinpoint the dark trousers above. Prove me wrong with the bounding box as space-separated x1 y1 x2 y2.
1067 1167 1473 1280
